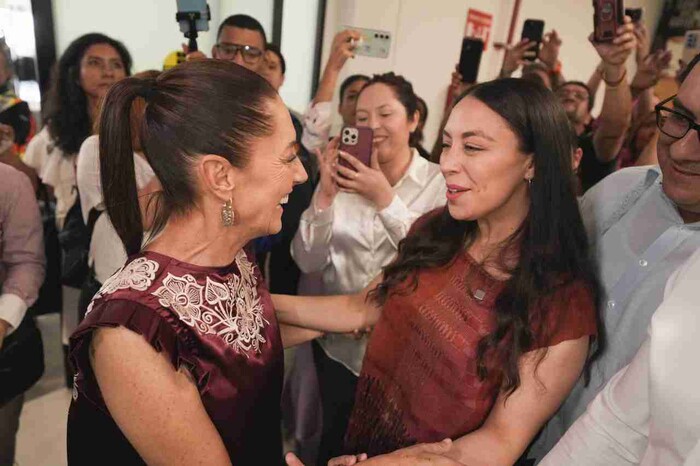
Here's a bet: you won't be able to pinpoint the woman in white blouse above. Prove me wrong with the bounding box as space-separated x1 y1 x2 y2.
291 72 446 463
541 246 700 466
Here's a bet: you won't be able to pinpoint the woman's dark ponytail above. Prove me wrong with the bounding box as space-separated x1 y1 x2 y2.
99 77 153 256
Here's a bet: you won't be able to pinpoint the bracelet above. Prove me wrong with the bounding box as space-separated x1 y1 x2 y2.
602 67 627 88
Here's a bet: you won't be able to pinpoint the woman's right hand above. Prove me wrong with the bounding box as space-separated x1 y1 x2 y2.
314 137 341 210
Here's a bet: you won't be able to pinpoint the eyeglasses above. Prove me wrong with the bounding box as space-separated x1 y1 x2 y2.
655 95 700 141
215 43 263 64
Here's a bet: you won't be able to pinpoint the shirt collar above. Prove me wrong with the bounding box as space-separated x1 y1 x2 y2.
395 148 433 189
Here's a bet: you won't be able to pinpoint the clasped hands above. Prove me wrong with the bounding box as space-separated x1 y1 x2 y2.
285 438 466 466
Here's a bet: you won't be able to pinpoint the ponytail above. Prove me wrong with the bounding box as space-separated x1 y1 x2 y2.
99 76 155 256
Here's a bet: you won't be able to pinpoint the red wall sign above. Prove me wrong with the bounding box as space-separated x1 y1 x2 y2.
465 8 493 50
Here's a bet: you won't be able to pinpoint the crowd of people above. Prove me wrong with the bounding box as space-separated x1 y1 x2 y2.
0 7 698 466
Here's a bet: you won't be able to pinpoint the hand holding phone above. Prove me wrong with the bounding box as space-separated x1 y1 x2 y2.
343 26 391 59
335 127 394 209
521 19 545 61
593 0 625 43
458 38 484 84
338 126 373 169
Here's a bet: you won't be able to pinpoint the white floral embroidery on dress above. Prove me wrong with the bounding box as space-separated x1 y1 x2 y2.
152 251 269 356
85 257 160 316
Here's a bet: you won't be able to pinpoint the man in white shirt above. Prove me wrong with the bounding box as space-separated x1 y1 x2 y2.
531 53 700 462
541 244 700 465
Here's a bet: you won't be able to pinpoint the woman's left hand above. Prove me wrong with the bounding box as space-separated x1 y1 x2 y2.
335 149 394 210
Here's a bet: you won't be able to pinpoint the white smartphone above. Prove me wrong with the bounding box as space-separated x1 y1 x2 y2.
683 30 700 65
344 26 392 59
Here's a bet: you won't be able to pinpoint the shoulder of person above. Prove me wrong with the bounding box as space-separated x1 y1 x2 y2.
23 126 55 168
580 166 660 216
0 162 32 199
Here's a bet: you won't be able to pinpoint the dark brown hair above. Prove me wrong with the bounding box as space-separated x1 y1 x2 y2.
45 33 132 155
99 60 277 255
371 78 602 395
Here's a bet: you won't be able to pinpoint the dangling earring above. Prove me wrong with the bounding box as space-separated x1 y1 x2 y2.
527 178 533 187
221 199 235 227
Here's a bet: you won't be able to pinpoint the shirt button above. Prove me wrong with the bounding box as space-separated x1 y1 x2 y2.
607 300 616 309
639 259 648 267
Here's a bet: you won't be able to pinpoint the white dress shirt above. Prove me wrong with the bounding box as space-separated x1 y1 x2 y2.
542 246 700 465
301 101 333 152
291 149 447 375
76 135 155 284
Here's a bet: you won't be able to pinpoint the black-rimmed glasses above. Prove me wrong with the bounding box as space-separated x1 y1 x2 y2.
655 95 700 141
215 43 263 64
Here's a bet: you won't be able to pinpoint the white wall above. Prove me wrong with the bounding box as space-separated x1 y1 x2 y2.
218 0 274 40
51 0 225 73
279 0 320 112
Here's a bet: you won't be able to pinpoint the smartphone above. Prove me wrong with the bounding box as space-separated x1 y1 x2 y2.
683 30 700 65
458 37 484 84
521 19 545 61
176 0 211 35
344 26 391 59
625 7 643 23
593 0 625 42
339 126 374 169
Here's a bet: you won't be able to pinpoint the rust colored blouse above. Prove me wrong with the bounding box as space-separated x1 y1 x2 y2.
345 215 597 457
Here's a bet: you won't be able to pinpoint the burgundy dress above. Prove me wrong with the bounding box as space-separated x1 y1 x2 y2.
67 249 284 465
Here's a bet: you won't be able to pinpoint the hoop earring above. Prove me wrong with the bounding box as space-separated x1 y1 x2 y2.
221 199 235 227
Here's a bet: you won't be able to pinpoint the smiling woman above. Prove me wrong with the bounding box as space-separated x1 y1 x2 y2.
290 71 447 464
272 78 602 466
66 59 308 466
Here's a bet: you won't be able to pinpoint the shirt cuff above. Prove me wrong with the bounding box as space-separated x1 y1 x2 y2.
310 197 335 224
0 293 29 336
377 195 406 222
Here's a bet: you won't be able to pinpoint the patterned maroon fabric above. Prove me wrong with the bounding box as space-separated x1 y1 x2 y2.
345 232 597 457
67 249 284 465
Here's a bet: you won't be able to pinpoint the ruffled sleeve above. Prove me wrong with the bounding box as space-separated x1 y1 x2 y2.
69 298 208 412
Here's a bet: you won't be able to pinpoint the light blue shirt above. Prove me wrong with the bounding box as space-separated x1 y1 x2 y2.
531 166 700 461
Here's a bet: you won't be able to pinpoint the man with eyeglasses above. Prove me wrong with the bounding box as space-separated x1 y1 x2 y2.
212 14 267 74
530 53 700 463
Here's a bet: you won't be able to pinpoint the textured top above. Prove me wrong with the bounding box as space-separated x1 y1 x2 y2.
67 249 284 465
345 211 598 457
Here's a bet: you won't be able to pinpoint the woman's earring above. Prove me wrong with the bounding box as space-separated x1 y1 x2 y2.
221 199 235 227
527 177 533 187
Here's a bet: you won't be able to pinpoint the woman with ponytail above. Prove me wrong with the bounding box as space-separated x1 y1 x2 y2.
67 60 313 465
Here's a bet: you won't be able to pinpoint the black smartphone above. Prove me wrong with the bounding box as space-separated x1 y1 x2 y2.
458 37 484 84
625 7 643 23
521 19 545 61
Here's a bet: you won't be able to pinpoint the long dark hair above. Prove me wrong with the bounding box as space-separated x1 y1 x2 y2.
44 33 132 155
372 78 602 394
98 60 277 256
